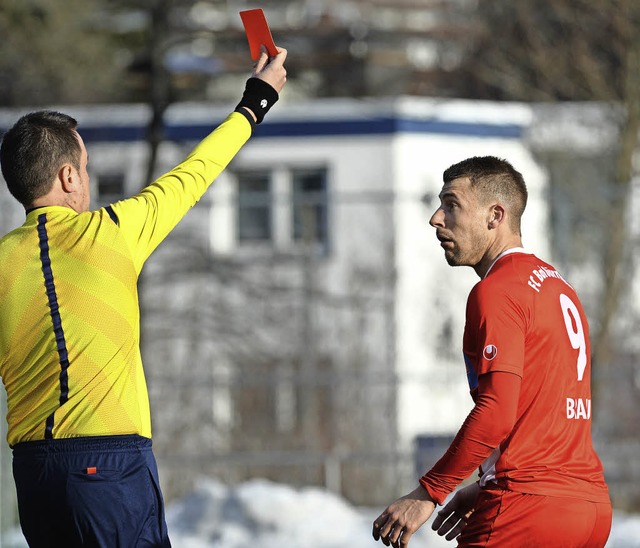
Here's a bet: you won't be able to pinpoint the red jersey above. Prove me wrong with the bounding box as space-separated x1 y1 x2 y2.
420 249 609 505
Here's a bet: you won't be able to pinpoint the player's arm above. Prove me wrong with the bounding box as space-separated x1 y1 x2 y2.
110 47 287 272
417 280 526 505
373 371 521 547
419 370 521 503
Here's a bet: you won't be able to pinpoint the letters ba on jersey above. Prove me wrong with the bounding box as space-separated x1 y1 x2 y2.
566 397 591 420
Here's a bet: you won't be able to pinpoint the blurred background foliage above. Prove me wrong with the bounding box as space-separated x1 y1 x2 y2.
0 0 637 105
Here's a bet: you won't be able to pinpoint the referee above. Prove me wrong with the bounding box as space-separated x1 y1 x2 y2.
0 47 287 547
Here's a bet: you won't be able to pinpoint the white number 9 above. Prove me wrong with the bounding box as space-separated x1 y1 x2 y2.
560 293 587 381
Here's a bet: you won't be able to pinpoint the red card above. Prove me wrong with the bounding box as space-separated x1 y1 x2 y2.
239 9 278 60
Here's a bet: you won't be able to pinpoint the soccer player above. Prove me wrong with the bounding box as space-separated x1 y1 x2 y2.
0 47 287 547
372 157 611 547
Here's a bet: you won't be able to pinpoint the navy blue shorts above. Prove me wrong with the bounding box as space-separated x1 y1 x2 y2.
12 435 171 548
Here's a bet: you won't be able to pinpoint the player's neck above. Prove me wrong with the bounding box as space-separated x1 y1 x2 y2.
474 235 523 279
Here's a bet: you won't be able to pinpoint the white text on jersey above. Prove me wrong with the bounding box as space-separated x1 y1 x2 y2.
566 397 591 419
527 265 570 293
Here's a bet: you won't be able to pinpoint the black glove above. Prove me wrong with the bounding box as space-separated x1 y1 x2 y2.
235 77 279 125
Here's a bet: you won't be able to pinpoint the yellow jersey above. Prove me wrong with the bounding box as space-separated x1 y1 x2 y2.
0 112 251 446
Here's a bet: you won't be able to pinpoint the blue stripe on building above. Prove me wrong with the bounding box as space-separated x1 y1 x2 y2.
37 214 70 439
3 116 522 144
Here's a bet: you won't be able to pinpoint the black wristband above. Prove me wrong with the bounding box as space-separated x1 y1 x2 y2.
235 77 279 124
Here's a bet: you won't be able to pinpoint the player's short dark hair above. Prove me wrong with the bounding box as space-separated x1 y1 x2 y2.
443 156 528 233
0 110 80 207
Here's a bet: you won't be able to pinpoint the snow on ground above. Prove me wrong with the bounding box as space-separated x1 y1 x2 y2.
165 478 640 548
165 478 449 548
4 478 640 547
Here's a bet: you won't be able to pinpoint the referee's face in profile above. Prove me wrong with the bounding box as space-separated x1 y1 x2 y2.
429 176 492 269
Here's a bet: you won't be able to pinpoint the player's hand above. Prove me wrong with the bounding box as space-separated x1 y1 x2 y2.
252 46 287 94
431 482 479 541
372 485 436 547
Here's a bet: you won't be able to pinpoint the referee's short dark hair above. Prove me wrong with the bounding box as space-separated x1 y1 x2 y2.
1 110 80 207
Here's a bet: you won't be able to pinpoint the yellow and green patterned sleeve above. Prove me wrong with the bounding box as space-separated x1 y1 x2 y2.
110 111 252 272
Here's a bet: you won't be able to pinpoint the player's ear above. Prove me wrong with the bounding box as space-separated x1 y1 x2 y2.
488 204 505 229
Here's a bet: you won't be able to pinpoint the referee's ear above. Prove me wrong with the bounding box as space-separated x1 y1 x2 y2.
59 164 75 194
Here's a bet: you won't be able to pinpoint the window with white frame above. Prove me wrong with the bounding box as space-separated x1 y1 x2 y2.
234 167 329 251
